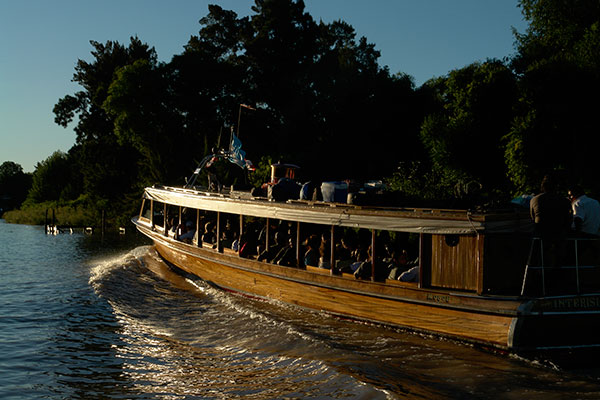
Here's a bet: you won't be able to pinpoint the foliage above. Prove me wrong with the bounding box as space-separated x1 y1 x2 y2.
247 155 274 188
25 151 74 204
0 161 32 211
505 0 600 195
417 60 517 204
8 0 600 224
53 37 156 213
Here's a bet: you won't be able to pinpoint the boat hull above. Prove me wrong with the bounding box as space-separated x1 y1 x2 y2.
137 222 600 352
139 224 519 349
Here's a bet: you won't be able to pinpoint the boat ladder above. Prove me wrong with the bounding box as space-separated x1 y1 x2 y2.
521 237 598 296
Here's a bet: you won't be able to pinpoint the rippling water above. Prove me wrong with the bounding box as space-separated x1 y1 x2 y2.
2 219 600 399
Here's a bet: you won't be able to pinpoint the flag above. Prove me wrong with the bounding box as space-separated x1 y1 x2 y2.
228 134 254 170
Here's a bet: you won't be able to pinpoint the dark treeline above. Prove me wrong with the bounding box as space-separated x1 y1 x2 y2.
2 0 600 227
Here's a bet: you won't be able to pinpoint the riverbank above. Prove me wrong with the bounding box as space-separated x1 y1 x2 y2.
0 200 126 232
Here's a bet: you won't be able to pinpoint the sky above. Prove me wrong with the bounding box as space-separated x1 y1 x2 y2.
0 0 528 173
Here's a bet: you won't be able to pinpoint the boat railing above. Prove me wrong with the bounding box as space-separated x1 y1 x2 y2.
521 236 600 296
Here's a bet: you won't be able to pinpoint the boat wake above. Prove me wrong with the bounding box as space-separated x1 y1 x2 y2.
86 245 600 399
88 245 394 399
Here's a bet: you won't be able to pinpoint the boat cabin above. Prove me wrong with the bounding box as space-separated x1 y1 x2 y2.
136 185 600 298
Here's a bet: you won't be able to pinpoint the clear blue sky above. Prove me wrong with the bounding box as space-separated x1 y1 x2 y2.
0 0 527 173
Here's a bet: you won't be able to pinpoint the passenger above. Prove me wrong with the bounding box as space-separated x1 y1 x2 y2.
220 220 234 248
529 175 572 267
530 175 572 238
179 220 196 244
220 229 234 250
398 265 419 283
168 217 177 238
568 185 600 237
335 236 358 273
353 242 386 280
231 231 240 251
201 222 216 245
238 233 253 258
386 249 410 280
303 234 320 267
318 232 331 269
272 237 296 267
258 232 286 262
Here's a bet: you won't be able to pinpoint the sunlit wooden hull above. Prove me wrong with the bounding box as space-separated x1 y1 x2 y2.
134 221 600 352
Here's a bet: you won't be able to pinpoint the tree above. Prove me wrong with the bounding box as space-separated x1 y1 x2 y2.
0 161 32 211
417 60 517 204
53 37 157 214
25 151 71 203
506 0 600 194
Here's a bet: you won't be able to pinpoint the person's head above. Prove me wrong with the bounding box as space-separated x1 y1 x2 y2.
540 175 556 193
568 185 585 201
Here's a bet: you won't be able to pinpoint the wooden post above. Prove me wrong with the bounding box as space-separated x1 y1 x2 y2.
418 233 432 288
239 214 243 255
476 233 485 295
296 221 301 267
163 203 168 236
330 225 335 274
216 211 221 252
150 200 154 230
265 218 270 251
371 229 376 281
195 209 200 246
139 199 145 219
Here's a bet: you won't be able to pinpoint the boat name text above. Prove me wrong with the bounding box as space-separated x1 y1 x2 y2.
538 296 600 311
427 294 451 303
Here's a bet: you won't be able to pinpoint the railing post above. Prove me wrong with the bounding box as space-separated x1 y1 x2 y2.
330 225 335 275
575 239 580 293
371 229 376 281
296 221 301 267
163 203 168 236
540 239 546 296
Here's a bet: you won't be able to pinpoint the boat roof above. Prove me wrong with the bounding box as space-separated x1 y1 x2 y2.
144 185 533 235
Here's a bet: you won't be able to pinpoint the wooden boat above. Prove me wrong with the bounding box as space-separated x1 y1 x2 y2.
133 183 600 352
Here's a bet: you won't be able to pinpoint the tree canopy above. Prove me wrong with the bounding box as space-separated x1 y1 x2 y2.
6 0 599 225
0 161 32 211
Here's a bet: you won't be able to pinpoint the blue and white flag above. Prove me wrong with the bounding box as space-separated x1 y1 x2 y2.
229 134 254 170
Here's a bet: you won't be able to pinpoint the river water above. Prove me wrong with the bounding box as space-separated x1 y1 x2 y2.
2 219 600 399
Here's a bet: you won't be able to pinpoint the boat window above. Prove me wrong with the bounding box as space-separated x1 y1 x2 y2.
139 199 151 222
152 201 165 230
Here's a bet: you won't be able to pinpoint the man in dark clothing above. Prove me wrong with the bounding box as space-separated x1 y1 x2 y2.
530 175 572 238
529 175 572 268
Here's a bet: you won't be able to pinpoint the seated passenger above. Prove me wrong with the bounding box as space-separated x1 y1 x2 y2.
201 222 216 246
179 220 196 244
304 234 320 267
272 237 296 267
386 249 410 280
398 265 419 283
334 237 357 273
318 233 331 269
258 232 286 262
